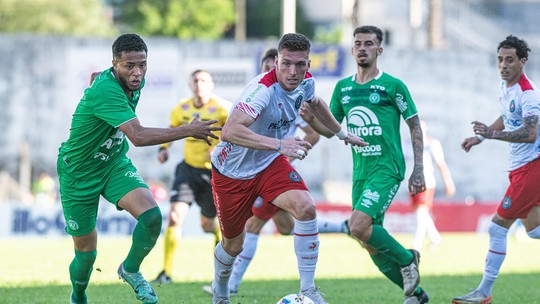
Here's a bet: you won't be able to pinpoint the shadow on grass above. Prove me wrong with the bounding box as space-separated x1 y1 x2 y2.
2 272 540 303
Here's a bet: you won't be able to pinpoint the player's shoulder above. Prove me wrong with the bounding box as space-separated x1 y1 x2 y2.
86 74 123 100
517 74 537 92
258 69 278 88
378 71 406 85
335 74 356 87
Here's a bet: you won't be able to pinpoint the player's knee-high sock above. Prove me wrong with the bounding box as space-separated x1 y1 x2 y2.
229 232 258 291
294 218 319 292
70 249 97 301
123 207 162 272
526 225 540 239
213 241 235 297
477 222 508 296
370 251 403 288
367 224 413 266
163 226 178 276
317 218 348 233
412 207 428 251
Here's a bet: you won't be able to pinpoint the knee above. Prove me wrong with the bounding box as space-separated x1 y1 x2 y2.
296 202 316 221
75 250 97 269
139 207 163 231
245 218 264 234
349 220 371 242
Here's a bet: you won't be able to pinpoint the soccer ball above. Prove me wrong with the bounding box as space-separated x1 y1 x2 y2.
276 293 315 304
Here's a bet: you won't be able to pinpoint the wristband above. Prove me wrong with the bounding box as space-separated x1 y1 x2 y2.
335 127 348 140
475 134 485 142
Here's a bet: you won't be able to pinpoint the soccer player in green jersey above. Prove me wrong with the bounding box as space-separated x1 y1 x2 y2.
57 33 221 304
303 25 429 304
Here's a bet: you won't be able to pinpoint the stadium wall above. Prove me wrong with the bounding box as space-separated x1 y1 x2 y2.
1 35 539 207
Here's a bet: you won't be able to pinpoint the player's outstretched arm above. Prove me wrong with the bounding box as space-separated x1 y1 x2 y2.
120 116 221 147
462 116 504 152
305 97 368 147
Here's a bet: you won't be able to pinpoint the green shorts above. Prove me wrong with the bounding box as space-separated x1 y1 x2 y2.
352 173 401 225
57 157 148 236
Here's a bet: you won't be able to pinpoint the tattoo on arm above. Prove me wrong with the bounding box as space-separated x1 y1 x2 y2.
493 115 538 143
407 116 424 169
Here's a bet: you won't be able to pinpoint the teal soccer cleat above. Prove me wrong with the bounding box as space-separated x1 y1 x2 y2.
117 263 158 304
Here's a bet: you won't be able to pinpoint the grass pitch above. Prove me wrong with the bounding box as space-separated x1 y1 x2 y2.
1 233 539 303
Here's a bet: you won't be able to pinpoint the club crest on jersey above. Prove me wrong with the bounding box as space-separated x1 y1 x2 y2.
369 92 380 104
68 219 79 231
289 171 302 182
501 196 512 209
295 96 303 110
509 100 515 112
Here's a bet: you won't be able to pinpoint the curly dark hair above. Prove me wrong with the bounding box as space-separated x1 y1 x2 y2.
278 33 311 54
353 25 384 45
112 34 148 60
497 35 530 60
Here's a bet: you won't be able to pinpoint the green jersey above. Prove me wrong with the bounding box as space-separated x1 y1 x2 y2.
330 71 417 181
58 68 144 178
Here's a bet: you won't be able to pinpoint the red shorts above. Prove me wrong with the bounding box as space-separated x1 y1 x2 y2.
498 157 540 219
211 155 308 238
410 188 435 209
252 197 280 221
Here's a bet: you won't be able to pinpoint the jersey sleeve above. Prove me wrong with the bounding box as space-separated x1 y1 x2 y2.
92 84 136 127
304 77 316 103
393 79 418 120
330 80 345 123
235 83 271 120
521 89 540 118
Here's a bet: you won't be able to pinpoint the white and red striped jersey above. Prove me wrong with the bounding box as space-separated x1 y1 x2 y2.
499 73 540 171
212 69 315 179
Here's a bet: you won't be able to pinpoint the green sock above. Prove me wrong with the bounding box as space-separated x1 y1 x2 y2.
370 252 403 288
70 249 96 300
367 225 413 266
123 207 162 273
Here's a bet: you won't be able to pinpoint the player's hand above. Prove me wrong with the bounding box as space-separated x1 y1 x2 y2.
461 136 482 152
157 148 169 163
188 115 221 145
408 168 426 196
471 121 492 138
278 136 312 160
299 103 315 123
343 133 369 147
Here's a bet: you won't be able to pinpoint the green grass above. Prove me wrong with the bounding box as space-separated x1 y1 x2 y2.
1 233 540 303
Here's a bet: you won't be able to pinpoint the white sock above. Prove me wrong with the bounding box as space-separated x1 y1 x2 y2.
477 222 508 297
213 242 236 297
228 232 259 291
527 225 540 239
317 218 347 233
294 218 319 292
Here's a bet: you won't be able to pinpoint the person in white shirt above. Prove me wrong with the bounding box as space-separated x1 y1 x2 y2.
453 35 540 304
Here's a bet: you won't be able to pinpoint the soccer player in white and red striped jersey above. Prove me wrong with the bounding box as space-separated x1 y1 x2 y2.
454 35 540 304
208 33 367 304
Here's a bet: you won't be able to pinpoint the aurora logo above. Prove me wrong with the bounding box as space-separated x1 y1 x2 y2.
348 106 382 136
